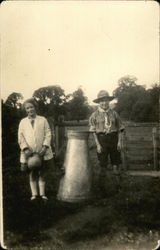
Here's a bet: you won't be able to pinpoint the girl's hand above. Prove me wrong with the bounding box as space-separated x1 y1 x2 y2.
97 144 103 154
39 146 47 156
24 148 33 157
20 163 28 172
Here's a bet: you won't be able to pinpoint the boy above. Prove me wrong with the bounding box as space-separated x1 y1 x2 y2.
89 90 124 175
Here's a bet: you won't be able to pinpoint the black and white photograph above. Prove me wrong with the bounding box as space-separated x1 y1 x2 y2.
0 1 159 249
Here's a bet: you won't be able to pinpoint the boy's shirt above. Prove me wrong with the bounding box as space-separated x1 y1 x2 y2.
89 107 125 134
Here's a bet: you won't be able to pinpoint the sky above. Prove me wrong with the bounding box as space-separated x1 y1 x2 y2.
1 1 159 104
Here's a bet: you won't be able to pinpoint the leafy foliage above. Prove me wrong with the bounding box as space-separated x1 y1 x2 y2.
33 85 67 121
5 92 23 109
147 84 160 122
113 75 159 122
65 87 91 121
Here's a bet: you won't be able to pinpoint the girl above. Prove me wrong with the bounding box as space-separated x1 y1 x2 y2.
18 98 53 201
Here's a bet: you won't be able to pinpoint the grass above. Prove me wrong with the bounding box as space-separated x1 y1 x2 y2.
2 153 160 249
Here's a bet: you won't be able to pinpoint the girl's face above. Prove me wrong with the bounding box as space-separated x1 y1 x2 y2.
24 102 36 117
99 99 109 111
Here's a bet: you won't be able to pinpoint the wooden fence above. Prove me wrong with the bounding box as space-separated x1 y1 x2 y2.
52 120 159 171
122 123 159 170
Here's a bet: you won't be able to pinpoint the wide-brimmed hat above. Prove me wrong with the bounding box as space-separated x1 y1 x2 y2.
93 90 114 103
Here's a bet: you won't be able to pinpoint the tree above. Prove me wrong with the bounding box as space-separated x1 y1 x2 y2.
113 75 148 121
66 87 90 121
147 83 160 122
113 76 160 122
130 93 152 122
2 95 24 168
33 85 67 121
5 92 23 109
115 75 138 94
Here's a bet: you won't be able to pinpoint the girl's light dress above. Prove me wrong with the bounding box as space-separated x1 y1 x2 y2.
18 115 53 163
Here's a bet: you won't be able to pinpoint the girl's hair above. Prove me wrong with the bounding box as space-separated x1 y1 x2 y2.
23 98 38 110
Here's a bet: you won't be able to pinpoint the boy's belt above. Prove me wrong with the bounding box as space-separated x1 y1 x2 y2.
97 131 118 136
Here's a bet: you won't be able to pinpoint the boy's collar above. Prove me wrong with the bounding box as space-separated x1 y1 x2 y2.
98 106 110 113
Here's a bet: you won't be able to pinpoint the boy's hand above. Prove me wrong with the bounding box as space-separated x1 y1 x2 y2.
117 141 122 152
24 148 33 157
97 144 103 154
39 146 47 156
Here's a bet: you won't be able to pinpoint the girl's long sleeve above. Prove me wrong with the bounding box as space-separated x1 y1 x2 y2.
18 121 28 150
43 119 52 147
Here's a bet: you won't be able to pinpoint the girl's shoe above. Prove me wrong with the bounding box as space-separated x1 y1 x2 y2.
30 195 37 201
41 195 48 201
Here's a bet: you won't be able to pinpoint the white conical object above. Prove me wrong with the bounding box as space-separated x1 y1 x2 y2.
57 130 92 202
153 240 160 250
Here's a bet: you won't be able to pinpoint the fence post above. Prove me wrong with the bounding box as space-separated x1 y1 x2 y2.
121 131 127 170
47 117 55 153
152 127 158 170
55 125 59 156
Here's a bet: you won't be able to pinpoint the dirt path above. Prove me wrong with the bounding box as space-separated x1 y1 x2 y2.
4 198 160 250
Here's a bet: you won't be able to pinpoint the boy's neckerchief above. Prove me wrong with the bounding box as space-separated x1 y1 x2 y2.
98 107 112 133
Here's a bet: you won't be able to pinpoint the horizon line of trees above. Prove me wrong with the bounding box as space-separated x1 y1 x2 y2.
2 75 160 123
2 75 159 159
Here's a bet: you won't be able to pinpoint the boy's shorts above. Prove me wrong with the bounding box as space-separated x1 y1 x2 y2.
97 132 121 168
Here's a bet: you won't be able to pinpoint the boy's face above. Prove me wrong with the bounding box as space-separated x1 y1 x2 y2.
99 99 109 110
24 102 36 117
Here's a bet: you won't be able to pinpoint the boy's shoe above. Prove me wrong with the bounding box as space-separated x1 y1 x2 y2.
30 195 37 201
41 195 48 201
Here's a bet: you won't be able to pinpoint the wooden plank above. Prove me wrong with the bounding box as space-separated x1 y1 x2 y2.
126 155 153 164
152 127 158 170
66 126 89 132
126 126 153 131
127 145 153 150
126 155 152 161
126 131 152 138
126 159 152 165
126 142 153 149
125 122 158 127
126 134 152 139
126 148 153 155
125 127 152 131
121 132 127 170
127 164 152 170
55 126 59 155
126 130 152 135
126 154 152 160
59 126 66 144
56 120 89 126
126 171 160 177
125 136 152 142
127 146 153 151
